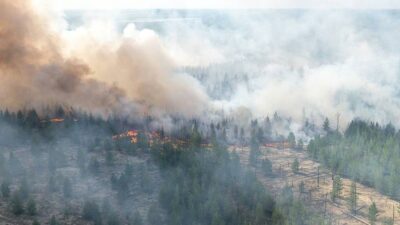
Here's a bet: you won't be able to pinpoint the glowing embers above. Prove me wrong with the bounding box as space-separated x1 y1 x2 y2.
50 118 65 123
112 130 139 143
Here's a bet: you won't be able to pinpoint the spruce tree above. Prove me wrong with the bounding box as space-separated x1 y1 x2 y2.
291 158 300 174
348 182 357 214
1 181 10 198
49 215 58 225
368 202 378 225
331 176 343 202
11 192 24 215
26 198 37 216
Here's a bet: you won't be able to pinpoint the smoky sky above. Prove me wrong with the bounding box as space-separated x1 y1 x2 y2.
3 0 400 129
138 10 400 127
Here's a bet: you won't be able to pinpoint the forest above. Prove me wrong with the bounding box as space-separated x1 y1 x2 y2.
308 119 400 199
0 107 323 225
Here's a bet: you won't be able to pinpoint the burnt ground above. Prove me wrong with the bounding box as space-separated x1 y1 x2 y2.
230 146 400 225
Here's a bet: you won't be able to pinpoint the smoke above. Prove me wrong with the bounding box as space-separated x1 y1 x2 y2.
62 22 209 118
0 0 209 121
3 0 400 131
153 10 400 128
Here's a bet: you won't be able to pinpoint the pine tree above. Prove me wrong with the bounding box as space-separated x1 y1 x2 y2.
348 182 358 214
291 158 300 174
49 215 58 225
26 198 37 216
368 202 378 225
331 176 343 202
288 132 296 148
233 125 238 139
249 133 260 166
11 192 24 215
297 139 304 150
107 210 120 225
299 181 305 194
1 181 10 198
323 118 330 133
261 158 273 176
82 200 102 225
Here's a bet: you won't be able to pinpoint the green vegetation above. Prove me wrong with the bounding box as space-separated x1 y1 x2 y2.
26 198 37 216
291 158 300 174
308 119 400 199
154 141 284 225
368 202 378 225
331 176 343 202
348 181 358 214
0 107 327 224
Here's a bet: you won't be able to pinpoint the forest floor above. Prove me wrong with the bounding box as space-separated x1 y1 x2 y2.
230 146 400 225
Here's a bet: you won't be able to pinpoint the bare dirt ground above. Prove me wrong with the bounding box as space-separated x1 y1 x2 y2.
230 146 400 225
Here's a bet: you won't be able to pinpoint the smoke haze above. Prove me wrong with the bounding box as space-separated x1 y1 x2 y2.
3 0 400 130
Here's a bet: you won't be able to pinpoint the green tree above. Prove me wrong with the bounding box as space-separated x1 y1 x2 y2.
233 125 238 139
331 176 343 202
11 192 24 215
368 202 378 225
323 118 330 133
288 132 296 148
49 215 58 225
26 198 37 216
107 211 120 225
82 200 102 225
299 181 305 194
1 181 10 198
348 181 358 214
291 158 300 174
255 202 267 224
297 139 304 150
32 219 40 225
249 134 260 166
261 158 273 176
240 127 245 143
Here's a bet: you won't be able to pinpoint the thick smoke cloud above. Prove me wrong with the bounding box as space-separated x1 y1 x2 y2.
0 0 128 115
62 22 209 118
0 0 209 121
3 0 400 130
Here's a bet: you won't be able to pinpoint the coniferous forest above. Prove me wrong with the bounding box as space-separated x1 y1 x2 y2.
3 0 400 224
309 120 400 199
